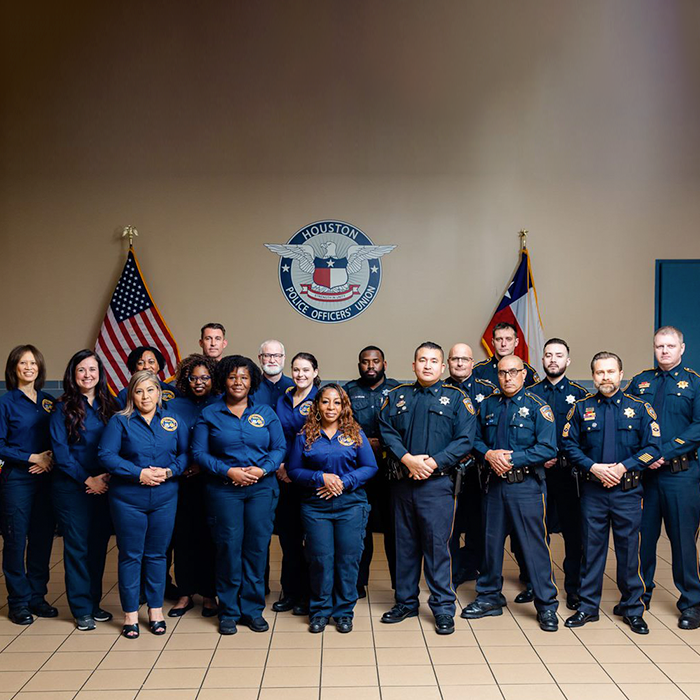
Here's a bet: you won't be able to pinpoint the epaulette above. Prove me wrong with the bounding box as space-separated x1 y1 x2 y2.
473 358 494 368
476 377 496 388
285 386 295 394
443 383 467 399
566 395 590 421
568 380 589 394
385 382 413 395
629 368 656 380
380 382 413 412
625 393 649 406
524 361 537 371
684 367 700 379
524 391 546 406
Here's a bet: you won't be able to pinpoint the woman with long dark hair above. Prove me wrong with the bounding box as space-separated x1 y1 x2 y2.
272 352 321 615
167 354 219 617
115 345 179 408
0 345 56 626
288 384 377 633
50 350 119 630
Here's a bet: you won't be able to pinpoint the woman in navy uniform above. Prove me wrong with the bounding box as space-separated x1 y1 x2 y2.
115 346 179 408
193 355 286 635
167 354 219 618
98 370 188 638
0 345 57 626
272 352 320 615
50 350 118 630
287 384 377 633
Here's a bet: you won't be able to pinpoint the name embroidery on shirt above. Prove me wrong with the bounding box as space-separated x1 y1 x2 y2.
160 417 178 432
338 435 355 446
248 414 265 428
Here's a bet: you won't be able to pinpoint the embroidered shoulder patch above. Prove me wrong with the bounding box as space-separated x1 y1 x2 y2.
338 435 355 446
463 396 475 415
566 406 575 421
645 404 657 420
638 453 653 464
161 389 175 402
540 405 555 423
160 416 178 432
248 414 265 428
650 421 661 438
562 422 571 438
41 398 54 413
299 402 312 416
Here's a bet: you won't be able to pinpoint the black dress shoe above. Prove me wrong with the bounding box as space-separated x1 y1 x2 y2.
272 596 296 613
381 604 419 624
460 600 503 619
219 619 237 635
435 614 455 635
514 587 534 604
564 611 599 628
240 616 269 632
93 608 113 622
612 604 623 617
679 606 700 630
566 595 581 611
30 600 58 618
292 601 310 616
168 599 194 617
309 616 328 633
335 617 353 633
623 615 649 635
75 615 96 631
537 610 559 632
9 608 34 625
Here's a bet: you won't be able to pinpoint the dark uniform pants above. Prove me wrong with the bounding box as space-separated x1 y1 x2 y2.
477 476 558 613
450 467 483 580
301 490 369 619
392 476 456 617
579 481 645 617
52 474 112 617
172 475 216 599
109 482 178 612
275 480 310 601
0 468 55 611
640 462 700 611
207 477 279 621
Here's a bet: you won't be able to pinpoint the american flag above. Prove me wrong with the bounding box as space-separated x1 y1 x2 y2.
95 249 180 394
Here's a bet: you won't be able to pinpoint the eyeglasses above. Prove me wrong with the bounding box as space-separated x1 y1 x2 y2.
497 369 525 379
188 375 211 384
448 357 473 363
260 353 284 361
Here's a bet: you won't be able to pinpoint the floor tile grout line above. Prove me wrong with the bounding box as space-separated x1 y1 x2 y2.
366 590 383 700
194 616 224 700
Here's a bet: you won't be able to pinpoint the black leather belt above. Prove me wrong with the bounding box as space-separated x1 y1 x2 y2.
667 451 698 473
584 470 641 491
502 466 533 484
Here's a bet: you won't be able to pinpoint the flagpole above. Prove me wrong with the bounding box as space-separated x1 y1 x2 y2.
518 228 528 250
121 225 139 249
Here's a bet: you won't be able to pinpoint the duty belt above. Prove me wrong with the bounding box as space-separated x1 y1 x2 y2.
584 470 641 492
667 450 698 473
502 465 533 484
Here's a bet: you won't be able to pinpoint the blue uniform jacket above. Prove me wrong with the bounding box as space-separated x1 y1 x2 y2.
473 357 539 388
344 377 400 438
191 399 286 478
378 381 476 473
287 429 378 491
562 390 662 472
50 398 109 483
444 375 496 411
168 394 220 432
251 374 295 410
115 379 179 410
627 366 700 462
0 389 55 469
473 389 558 471
276 385 319 458
98 406 188 483
528 377 589 450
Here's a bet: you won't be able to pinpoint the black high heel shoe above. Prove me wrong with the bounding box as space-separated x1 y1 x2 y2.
122 623 140 639
149 620 167 635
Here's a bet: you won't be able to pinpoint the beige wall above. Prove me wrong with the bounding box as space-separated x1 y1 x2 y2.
2 0 700 382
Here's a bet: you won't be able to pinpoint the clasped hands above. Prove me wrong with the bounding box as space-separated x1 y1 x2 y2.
485 449 514 476
85 473 110 495
28 450 53 474
401 454 438 480
590 462 628 487
139 466 170 486
226 466 265 486
317 473 344 500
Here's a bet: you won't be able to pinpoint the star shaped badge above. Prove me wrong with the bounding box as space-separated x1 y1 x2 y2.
518 406 530 417
476 393 485 403
566 394 576 404
678 380 689 389
382 388 390 397
623 407 636 418
439 396 450 406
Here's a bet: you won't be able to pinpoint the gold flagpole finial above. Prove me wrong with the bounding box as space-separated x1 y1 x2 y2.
518 228 529 250
121 225 139 248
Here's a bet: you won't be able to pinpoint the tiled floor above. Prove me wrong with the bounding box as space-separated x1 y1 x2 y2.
1 531 699 700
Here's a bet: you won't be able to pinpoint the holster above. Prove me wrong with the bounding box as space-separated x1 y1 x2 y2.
668 451 697 473
621 470 641 491
386 454 407 481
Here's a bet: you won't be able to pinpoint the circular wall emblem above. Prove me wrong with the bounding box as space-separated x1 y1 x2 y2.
265 220 396 323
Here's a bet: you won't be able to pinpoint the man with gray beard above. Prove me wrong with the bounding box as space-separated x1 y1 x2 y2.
252 340 294 409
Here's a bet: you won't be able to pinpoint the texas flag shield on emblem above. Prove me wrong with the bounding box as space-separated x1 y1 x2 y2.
313 257 348 289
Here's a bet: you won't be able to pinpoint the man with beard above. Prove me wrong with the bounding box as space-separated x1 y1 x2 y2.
474 323 540 387
252 340 294 408
528 339 589 610
199 323 228 362
627 327 700 629
563 352 661 634
344 346 400 596
444 343 495 585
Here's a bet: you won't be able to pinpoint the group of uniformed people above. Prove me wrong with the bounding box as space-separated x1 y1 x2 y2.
0 320 698 638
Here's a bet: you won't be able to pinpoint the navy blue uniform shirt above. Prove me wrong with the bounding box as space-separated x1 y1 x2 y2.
251 374 295 410
277 386 319 458
562 390 662 472
50 398 109 483
444 375 496 412
627 366 700 461
378 382 476 473
0 389 55 469
116 380 179 410
192 399 286 478
528 377 589 450
287 429 378 491
473 357 539 388
344 377 400 438
168 394 220 432
98 406 188 483
473 388 558 469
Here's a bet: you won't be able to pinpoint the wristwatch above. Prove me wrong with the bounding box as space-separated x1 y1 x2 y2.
165 468 173 479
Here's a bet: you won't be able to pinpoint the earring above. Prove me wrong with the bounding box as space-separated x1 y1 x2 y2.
315 412 321 421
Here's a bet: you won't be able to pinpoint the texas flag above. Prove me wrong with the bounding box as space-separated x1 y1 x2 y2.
481 247 546 374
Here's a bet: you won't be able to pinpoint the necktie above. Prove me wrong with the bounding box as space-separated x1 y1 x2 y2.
496 398 511 450
652 372 668 417
602 398 617 463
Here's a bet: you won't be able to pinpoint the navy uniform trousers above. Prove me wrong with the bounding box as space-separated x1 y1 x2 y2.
579 481 645 617
450 466 483 581
477 476 558 612
0 469 55 610
52 473 112 617
207 476 279 621
640 461 700 611
392 475 456 617
109 481 178 612
301 489 370 619
275 480 310 602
